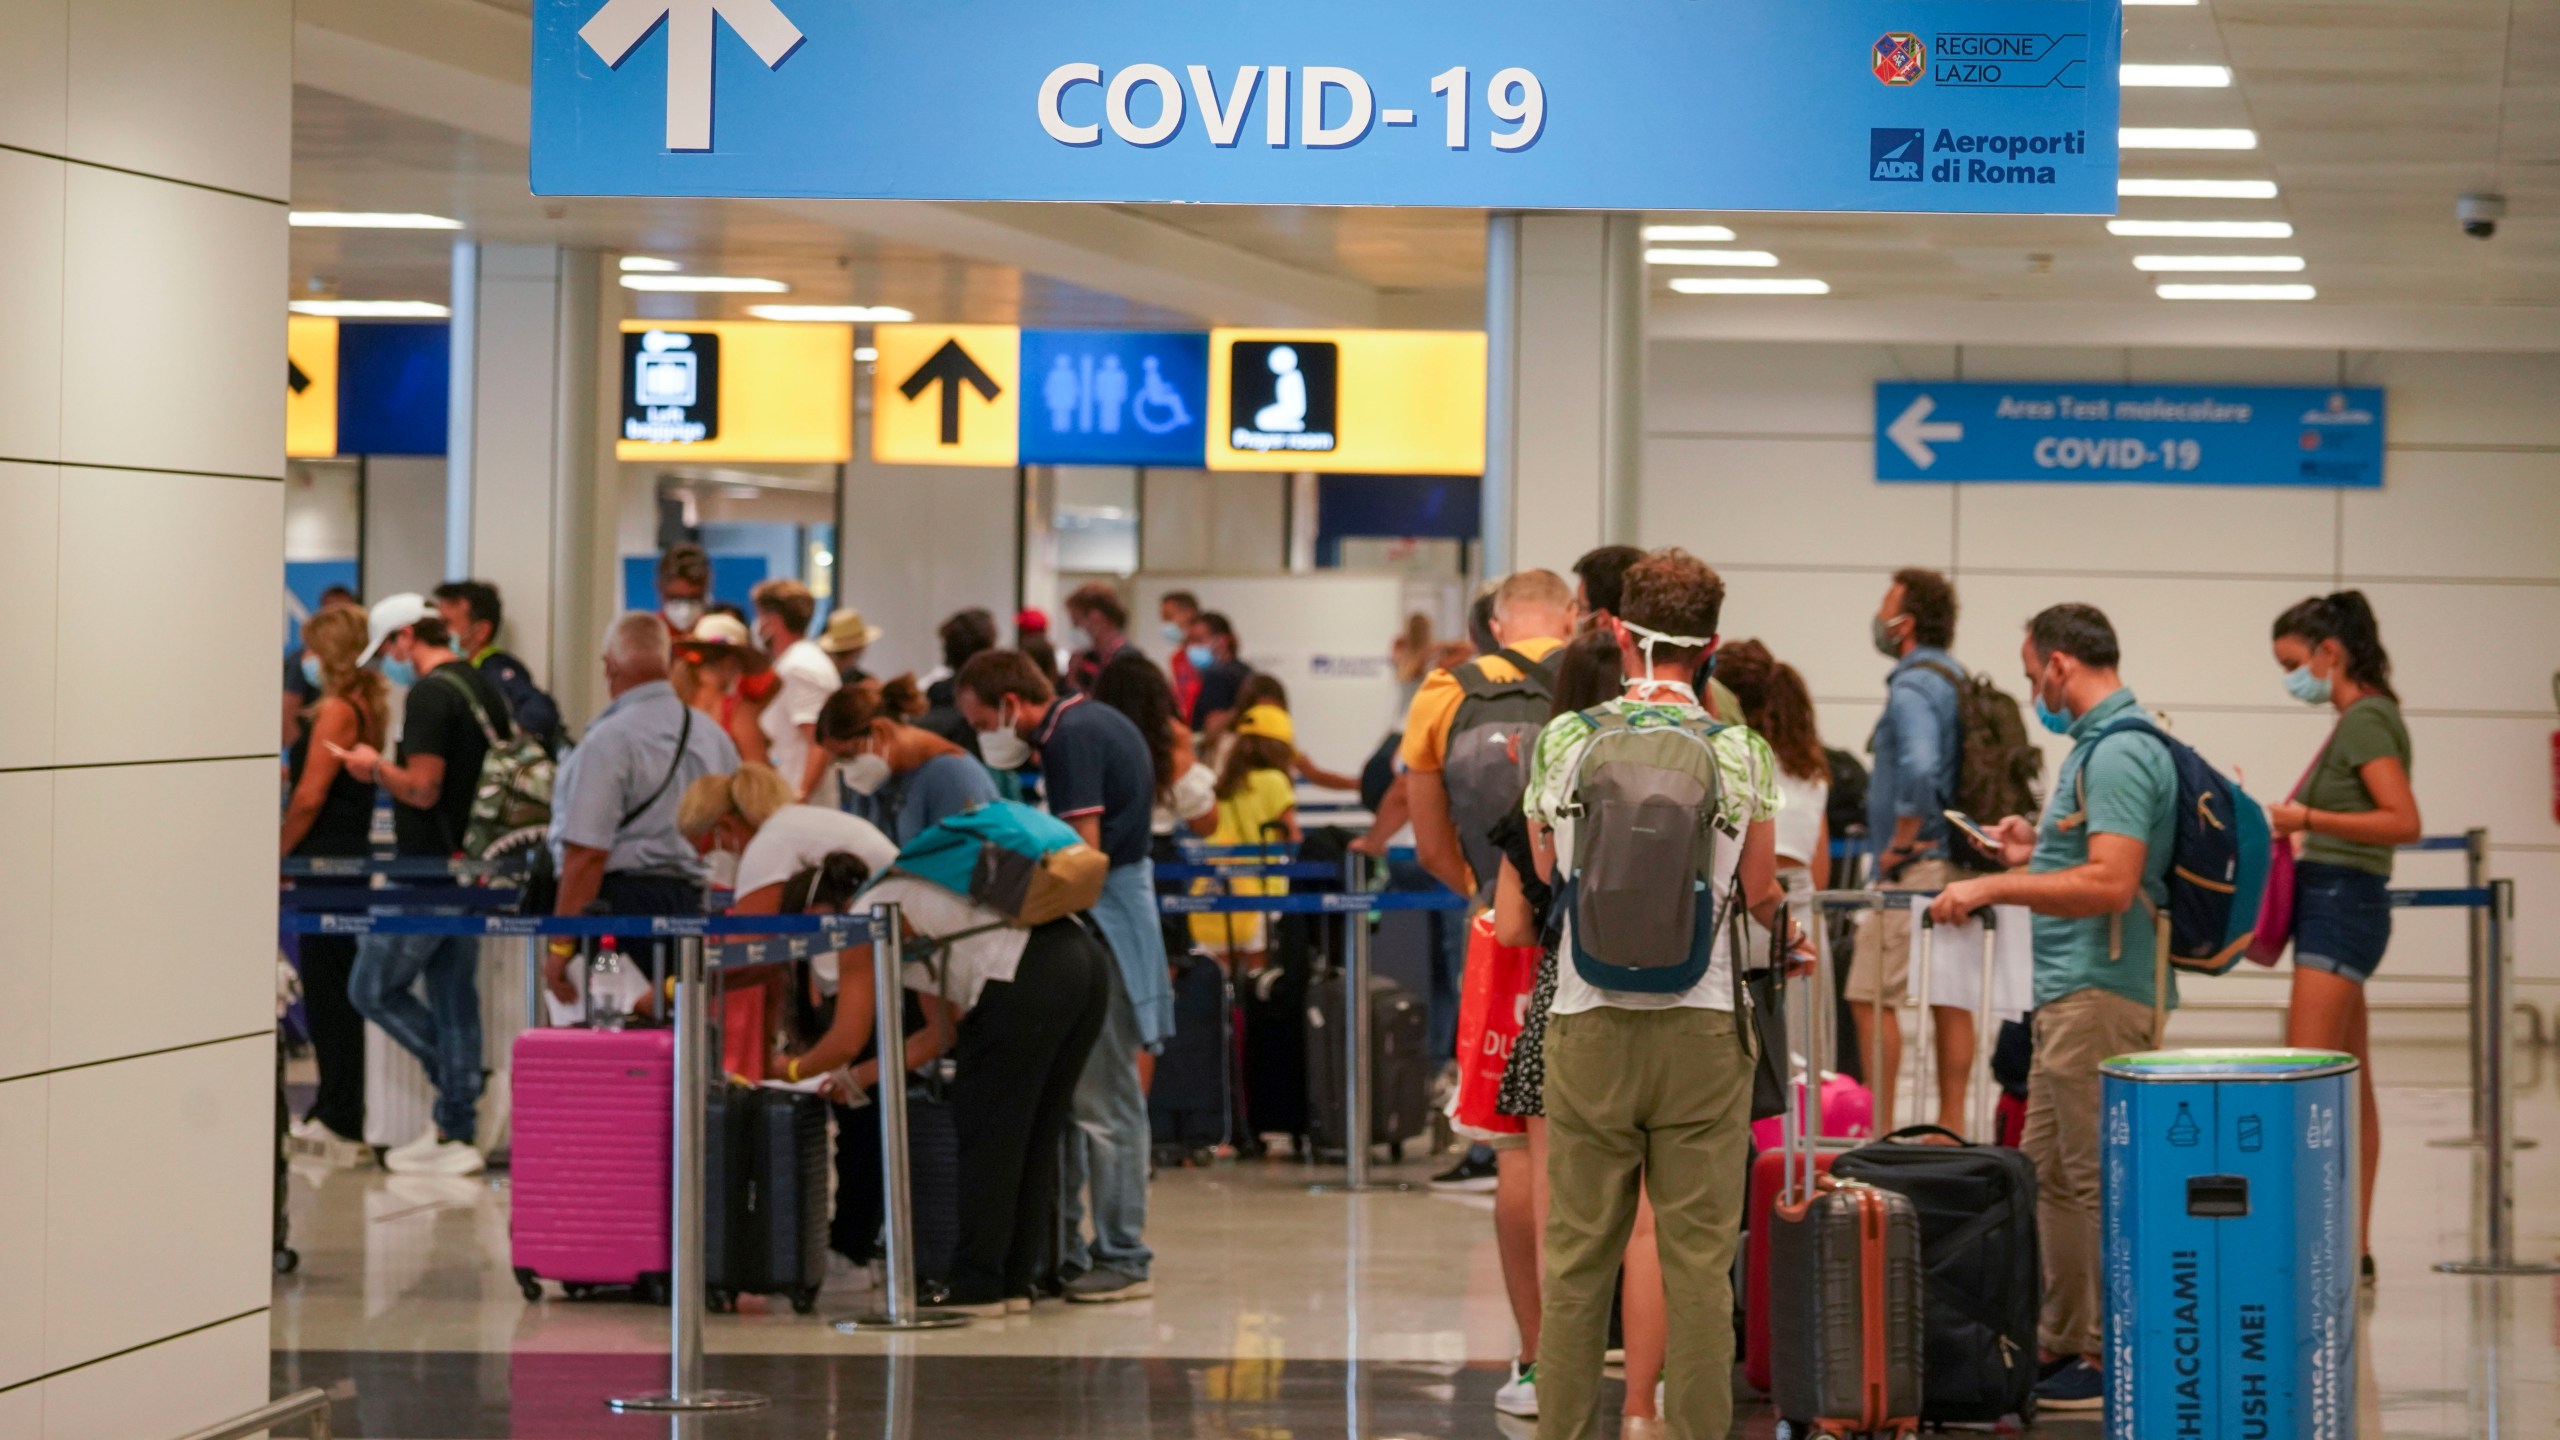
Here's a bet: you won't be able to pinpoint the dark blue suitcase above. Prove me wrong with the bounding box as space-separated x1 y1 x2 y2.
1149 949 1231 1163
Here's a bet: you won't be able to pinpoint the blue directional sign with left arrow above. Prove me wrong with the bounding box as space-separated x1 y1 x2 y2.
1874 381 2387 488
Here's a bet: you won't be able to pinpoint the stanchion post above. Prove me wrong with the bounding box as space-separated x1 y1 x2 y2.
522 934 543 1031
837 903 969 1330
610 934 768 1412
2430 830 2533 1151
2436 879 2560 1277
1311 856 1410 1194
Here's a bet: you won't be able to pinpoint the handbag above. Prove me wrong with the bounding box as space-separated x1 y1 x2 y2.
2246 724 2334 966
1452 912 1537 1137
1729 884 1788 1123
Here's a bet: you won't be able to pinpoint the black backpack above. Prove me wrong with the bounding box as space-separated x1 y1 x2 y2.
1441 648 1556 898
1912 661 2043 872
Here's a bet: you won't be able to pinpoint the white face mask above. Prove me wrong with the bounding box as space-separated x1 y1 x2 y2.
663 599 703 634
975 701 1032 771
1618 618 1715 686
839 751 892 796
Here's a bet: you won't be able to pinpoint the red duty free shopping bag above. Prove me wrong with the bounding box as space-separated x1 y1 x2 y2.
1452 911 1539 1137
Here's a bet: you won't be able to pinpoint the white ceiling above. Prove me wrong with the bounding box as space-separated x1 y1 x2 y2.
287 0 2559 333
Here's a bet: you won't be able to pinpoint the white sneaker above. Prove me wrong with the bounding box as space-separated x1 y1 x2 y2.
1493 1360 1539 1418
386 1138 485 1177
384 1127 442 1163
286 1117 370 1168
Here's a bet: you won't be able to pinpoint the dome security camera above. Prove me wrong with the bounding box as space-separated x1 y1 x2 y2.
2458 193 2507 240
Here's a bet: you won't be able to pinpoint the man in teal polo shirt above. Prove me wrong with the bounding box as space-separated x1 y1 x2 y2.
1929 602 2174 1414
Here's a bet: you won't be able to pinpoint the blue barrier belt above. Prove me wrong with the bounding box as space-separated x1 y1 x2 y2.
283 856 501 878
2399 835 2474 853
280 886 521 911
1153 861 1347 882
2389 887 2496 909
1156 891 1470 915
278 912 876 940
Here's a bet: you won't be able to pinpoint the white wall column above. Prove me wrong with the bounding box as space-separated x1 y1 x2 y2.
0 2 291 1432
1481 213 1646 577
446 243 619 727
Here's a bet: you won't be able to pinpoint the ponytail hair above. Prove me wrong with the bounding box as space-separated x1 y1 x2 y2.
779 850 873 914
2273 590 2395 701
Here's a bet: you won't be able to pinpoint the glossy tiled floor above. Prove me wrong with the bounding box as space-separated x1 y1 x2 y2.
271 1039 2560 1437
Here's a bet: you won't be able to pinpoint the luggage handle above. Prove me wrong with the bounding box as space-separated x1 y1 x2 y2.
1876 1123 1969 1146
1917 905 2002 1143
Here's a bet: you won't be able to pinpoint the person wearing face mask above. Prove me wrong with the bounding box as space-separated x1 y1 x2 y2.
1063 581 1139 697
953 648 1168 1304
813 677 998 844
672 611 773 766
1926 603 2177 1414
751 578 844 802
1847 565 1977 1137
677 762 897 915
657 542 712 636
1158 590 1203 719
2269 591 2416 1278
338 592 519 1176
431 579 564 755
1184 611 1252 735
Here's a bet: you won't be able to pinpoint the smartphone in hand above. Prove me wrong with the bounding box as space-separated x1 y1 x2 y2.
1944 809 2001 855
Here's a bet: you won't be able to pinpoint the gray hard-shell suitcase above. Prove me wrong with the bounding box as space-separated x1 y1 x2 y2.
1305 972 1429 1161
1768 1068 1926 1438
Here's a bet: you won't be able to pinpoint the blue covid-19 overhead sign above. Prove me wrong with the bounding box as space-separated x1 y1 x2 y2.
1874 383 2388 488
532 0 2120 214
1019 330 1208 468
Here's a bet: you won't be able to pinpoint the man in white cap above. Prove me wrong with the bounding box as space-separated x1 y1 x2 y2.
339 591 518 1176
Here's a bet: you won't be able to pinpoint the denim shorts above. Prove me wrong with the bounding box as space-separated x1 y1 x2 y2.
2293 861 2394 984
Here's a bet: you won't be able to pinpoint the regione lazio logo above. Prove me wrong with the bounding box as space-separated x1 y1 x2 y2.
580 0 806 150
1870 128 1924 181
1872 32 1926 86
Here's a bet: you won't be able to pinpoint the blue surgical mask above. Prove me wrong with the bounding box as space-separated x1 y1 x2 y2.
1185 643 1214 670
380 657 418 688
2033 693 2072 735
300 653 322 688
2282 664 2332 706
1161 622 1186 646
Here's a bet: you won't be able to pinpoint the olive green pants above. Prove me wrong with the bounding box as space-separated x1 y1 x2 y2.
1538 1006 1753 1440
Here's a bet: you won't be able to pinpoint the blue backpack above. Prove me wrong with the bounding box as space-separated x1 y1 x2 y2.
879 802 1108 926
2081 716 2270 976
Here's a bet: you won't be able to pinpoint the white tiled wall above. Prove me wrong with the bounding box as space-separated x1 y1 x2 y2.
1643 340 2560 1001
0 1 284 1429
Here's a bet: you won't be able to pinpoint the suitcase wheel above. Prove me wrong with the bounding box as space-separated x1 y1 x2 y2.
790 1287 819 1316
514 1267 542 1303
273 1247 299 1275
562 1282 593 1301
707 1290 735 1314
1388 1141 1404 1164
640 1274 671 1307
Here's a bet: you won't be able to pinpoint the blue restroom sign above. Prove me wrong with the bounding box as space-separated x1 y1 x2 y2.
1874 382 2387 488
1018 330 1209 467
532 0 2119 214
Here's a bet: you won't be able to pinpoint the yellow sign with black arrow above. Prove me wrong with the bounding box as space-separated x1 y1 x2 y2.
871 325 1019 466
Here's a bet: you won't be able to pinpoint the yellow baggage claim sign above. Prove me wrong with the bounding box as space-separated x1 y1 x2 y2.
617 320 853 463
867 325 1483 475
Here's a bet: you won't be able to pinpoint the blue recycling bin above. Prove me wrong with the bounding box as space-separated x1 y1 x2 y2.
2101 1049 2358 1440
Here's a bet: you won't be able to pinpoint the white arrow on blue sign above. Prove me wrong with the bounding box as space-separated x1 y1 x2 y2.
579 0 804 150
1874 382 2387 488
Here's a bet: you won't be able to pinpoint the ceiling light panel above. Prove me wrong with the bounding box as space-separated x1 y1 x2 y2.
1643 248 1780 267
1641 224 1739 242
288 300 452 317
1668 277 1830 295
620 275 791 293
2156 283 2317 301
2109 219 2294 238
747 304 917 322
2120 65 2232 87
288 212 463 230
619 256 683 272
2133 254 2307 271
2120 128 2258 150
2118 179 2280 199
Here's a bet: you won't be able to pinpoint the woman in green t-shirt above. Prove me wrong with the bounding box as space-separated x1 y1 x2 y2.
2270 590 2421 1276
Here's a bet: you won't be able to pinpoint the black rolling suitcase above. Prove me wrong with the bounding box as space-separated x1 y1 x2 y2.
1150 948 1232 1165
705 1084 829 1314
1304 972 1429 1162
1768 1074 1926 1438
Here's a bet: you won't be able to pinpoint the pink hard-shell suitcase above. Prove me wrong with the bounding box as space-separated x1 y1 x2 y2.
1749 1070 1874 1151
509 1027 673 1302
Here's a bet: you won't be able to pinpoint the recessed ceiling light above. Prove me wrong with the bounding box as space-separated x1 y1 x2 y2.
2119 178 2280 199
854 346 879 363
288 300 452 317
2156 283 2317 301
288 212 464 230
746 304 917 322
2133 254 2306 272
2121 65 2232 88
2109 219 2294 238
1643 248 1780 267
2121 128 2258 150
619 255 682 272
1642 224 1739 243
1668 277 1830 296
620 275 790 293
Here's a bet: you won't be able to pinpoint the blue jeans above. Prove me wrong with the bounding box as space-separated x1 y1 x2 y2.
1059 956 1152 1278
349 932 483 1144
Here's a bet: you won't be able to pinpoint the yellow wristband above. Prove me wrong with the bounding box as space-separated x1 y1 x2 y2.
786 1058 801 1082
548 940 577 958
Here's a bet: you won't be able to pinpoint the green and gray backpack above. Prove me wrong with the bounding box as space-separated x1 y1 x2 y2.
428 667 554 860
1553 707 1740 994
